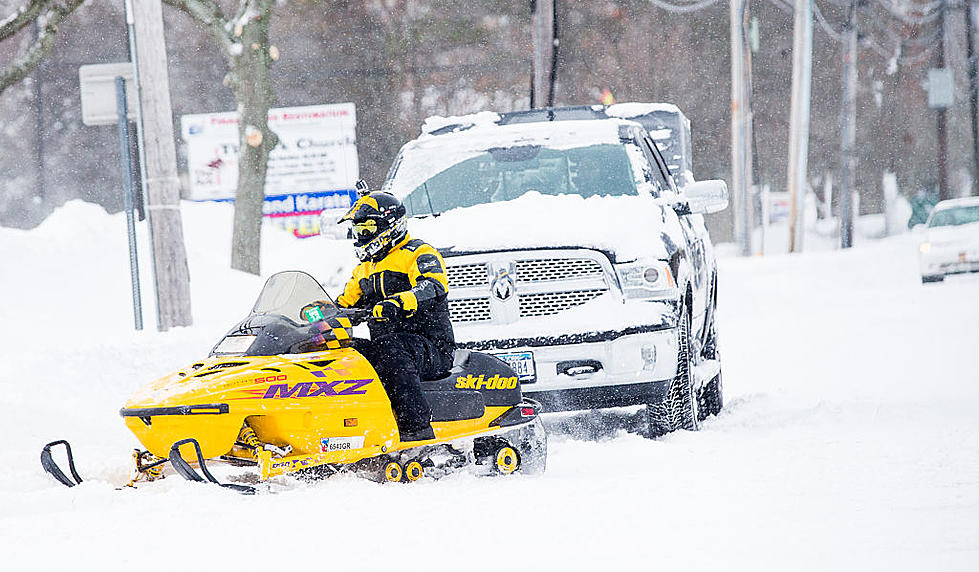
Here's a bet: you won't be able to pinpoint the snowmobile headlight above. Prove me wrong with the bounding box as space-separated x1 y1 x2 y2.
213 335 257 355
615 260 677 300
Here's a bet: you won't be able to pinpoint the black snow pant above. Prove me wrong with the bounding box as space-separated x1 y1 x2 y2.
354 333 454 433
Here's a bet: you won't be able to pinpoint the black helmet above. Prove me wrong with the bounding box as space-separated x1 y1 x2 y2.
339 191 407 261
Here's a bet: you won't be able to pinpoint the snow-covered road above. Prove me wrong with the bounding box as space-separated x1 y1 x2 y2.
2 201 976 570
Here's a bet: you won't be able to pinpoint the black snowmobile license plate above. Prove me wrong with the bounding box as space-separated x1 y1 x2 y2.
494 351 536 383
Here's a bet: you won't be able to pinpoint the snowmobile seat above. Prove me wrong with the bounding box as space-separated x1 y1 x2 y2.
421 350 523 407
424 389 485 422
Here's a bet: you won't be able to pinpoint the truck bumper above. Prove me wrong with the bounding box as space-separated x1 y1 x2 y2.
524 380 670 412
458 326 678 413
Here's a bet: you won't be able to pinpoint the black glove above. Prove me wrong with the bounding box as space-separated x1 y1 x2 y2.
372 298 403 320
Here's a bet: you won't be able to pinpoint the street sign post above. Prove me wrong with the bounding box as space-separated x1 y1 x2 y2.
79 62 143 330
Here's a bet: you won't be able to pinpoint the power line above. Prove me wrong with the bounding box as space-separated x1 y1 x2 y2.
645 0 945 69
645 0 722 14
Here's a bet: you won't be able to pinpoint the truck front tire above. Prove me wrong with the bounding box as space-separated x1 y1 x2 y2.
645 305 700 437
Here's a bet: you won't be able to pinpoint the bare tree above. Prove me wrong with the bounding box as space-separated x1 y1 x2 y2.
165 0 278 275
0 0 83 94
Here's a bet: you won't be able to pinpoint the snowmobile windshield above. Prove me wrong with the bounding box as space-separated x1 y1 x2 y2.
392 143 638 217
211 271 347 357
251 271 339 323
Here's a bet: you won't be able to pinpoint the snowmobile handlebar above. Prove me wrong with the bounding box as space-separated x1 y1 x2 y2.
338 307 372 326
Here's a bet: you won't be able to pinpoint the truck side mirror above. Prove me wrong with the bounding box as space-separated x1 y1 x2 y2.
681 180 729 214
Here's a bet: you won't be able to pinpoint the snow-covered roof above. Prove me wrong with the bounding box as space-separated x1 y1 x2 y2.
934 196 979 210
605 102 684 119
421 111 502 135
421 103 689 136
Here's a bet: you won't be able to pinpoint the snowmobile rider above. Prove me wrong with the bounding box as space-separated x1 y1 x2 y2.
336 188 455 442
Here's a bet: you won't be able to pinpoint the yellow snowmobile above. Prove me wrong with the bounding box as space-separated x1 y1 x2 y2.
41 271 546 493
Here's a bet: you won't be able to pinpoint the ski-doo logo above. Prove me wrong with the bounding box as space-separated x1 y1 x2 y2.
455 374 518 390
262 379 372 399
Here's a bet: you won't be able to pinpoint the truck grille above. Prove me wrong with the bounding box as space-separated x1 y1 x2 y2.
448 297 491 322
445 250 612 324
516 258 604 282
518 289 607 317
447 263 489 288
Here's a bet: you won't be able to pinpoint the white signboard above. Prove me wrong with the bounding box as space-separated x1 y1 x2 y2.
928 68 954 109
767 191 791 223
78 63 138 126
180 103 360 237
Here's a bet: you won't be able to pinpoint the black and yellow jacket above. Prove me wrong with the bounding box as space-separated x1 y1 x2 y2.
337 234 455 350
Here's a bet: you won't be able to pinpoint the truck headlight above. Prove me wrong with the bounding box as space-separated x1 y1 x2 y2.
615 260 677 300
919 241 932 253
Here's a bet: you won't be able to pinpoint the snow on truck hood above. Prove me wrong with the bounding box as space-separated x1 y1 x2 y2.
408 192 672 262
924 220 979 245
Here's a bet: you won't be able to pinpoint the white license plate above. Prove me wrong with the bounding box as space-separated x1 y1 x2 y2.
494 351 536 382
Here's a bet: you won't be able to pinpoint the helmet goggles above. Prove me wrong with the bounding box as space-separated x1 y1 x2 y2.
353 218 407 261
339 191 408 261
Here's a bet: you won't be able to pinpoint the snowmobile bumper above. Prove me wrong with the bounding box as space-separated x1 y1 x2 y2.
120 403 243 460
119 403 230 420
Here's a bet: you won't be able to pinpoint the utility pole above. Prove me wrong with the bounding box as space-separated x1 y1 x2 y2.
936 2 950 201
743 6 756 255
129 0 193 330
840 0 857 249
32 19 43 202
787 0 813 253
531 0 555 108
730 0 751 256
967 3 978 195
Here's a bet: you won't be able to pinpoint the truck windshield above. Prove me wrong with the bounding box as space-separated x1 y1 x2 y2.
393 143 639 217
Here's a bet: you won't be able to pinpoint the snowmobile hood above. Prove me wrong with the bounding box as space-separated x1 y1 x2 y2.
408 192 674 262
123 356 274 409
123 350 367 409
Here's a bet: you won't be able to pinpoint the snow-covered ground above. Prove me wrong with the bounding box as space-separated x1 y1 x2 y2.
2 201 977 570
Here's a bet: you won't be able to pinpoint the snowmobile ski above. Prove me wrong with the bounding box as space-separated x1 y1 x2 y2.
40 440 83 488
169 438 256 495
